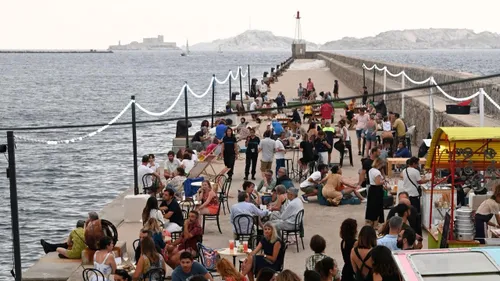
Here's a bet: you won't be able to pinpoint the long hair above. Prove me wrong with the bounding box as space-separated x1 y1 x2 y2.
143 218 161 233
340 218 358 241
216 258 244 281
371 245 400 277
276 270 300 281
142 196 158 223
263 222 278 244
491 184 500 200
315 257 335 280
140 237 159 264
357 225 377 249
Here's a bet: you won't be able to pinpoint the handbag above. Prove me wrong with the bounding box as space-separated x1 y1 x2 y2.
405 168 422 197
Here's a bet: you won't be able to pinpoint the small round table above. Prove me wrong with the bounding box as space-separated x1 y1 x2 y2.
218 248 252 266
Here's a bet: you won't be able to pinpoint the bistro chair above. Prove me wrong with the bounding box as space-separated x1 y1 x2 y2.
143 267 166 281
202 197 223 234
132 239 140 253
281 209 305 252
180 199 195 214
216 175 232 215
170 210 189 241
82 268 105 281
233 214 256 241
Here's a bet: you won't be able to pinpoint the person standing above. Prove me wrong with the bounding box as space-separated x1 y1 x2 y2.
274 132 286 176
354 110 369 156
392 113 407 148
339 218 357 281
365 158 386 228
320 101 334 124
245 128 260 180
259 130 276 178
259 80 268 97
221 127 238 179
402 156 429 215
333 80 339 99
306 78 315 97
298 83 305 101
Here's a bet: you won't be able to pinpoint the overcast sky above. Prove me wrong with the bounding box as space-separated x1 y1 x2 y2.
1 0 498 49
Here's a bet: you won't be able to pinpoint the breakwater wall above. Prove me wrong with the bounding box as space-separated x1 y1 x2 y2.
309 51 500 143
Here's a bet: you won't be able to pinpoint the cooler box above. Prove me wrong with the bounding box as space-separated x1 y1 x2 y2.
446 105 470 115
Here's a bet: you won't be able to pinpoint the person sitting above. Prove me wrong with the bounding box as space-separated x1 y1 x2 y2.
230 192 269 238
134 229 162 265
93 236 117 278
394 141 410 158
133 236 167 281
172 252 213 281
142 218 166 252
180 153 195 174
236 117 248 133
384 203 422 249
377 216 403 251
397 228 416 250
84 211 105 250
142 196 165 227
166 167 187 197
243 181 262 206
315 257 340 281
305 234 329 270
387 192 421 236
40 220 86 259
164 151 181 180
268 185 289 221
216 258 248 281
196 180 219 218
166 211 203 269
257 170 276 193
321 166 366 206
114 269 132 281
276 167 294 190
191 127 211 152
299 164 329 203
272 188 304 233
138 155 163 195
242 222 284 281
159 188 184 233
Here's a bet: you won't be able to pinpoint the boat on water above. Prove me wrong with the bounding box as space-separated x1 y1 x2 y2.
181 40 190 56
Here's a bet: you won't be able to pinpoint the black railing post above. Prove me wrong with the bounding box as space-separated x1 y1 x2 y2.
7 131 22 281
184 83 189 148
372 69 376 101
239 67 243 106
211 75 215 128
131 96 138 195
228 70 232 107
247 65 251 95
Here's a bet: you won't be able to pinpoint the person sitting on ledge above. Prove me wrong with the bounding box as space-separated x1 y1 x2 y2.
40 220 86 259
85 211 105 250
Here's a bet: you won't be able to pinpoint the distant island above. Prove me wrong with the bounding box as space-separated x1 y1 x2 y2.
190 29 500 51
108 35 181 51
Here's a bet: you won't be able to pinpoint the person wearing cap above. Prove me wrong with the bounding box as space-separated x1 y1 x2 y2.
272 188 304 233
40 220 86 259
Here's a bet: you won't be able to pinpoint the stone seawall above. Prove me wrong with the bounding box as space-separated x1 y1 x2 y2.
311 52 500 144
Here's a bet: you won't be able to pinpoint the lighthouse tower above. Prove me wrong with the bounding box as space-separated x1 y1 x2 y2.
292 11 306 59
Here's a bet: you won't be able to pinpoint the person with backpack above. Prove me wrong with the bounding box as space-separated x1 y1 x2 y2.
350 226 377 281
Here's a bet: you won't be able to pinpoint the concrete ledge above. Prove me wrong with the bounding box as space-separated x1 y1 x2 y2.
22 253 82 281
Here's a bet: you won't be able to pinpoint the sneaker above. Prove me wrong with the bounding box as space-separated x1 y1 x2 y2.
361 199 367 203
301 194 309 203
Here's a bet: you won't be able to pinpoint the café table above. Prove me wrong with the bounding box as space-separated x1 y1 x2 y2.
218 248 252 266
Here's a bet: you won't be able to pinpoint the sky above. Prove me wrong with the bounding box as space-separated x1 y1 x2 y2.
0 0 499 49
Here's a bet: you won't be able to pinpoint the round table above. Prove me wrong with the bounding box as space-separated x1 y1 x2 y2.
218 248 252 266
190 181 215 187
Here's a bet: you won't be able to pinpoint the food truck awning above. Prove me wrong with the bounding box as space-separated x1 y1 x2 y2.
425 127 500 169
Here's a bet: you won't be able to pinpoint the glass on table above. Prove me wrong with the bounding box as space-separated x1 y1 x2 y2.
229 240 235 250
243 241 248 252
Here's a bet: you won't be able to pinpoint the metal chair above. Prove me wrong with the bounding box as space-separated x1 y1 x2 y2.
143 267 166 281
281 209 305 252
132 239 140 252
142 173 153 194
82 268 105 281
180 199 195 214
202 198 223 234
233 214 256 241
216 175 232 215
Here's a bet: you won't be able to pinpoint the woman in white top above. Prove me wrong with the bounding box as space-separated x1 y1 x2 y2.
475 184 500 244
93 236 116 281
365 158 386 228
142 196 165 227
180 153 195 174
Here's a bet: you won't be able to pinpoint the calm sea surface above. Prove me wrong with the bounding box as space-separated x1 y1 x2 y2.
0 49 499 280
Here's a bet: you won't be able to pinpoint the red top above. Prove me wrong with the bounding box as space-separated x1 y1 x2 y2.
320 103 334 119
179 221 203 251
306 81 314 91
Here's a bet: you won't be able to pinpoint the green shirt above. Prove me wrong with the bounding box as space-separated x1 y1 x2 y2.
257 178 276 192
67 227 86 259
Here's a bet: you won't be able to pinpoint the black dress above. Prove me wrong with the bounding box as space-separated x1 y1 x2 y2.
341 239 356 281
365 169 385 223
253 238 284 274
222 135 237 177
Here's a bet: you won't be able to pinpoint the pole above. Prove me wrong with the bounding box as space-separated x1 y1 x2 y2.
247 65 251 97
211 75 216 128
401 75 406 118
131 96 138 195
429 82 434 136
184 83 189 148
383 68 387 101
228 70 232 108
363 68 366 88
479 88 485 127
239 67 243 106
372 69 376 101
7 131 22 281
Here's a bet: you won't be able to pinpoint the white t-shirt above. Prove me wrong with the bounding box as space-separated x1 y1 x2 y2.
300 171 322 188
368 168 383 185
275 139 285 159
149 209 165 225
383 121 392 131
147 163 160 172
477 198 500 216
138 164 154 187
164 158 181 173
341 126 350 142
402 167 422 197
181 159 195 174
355 114 369 130
250 101 257 111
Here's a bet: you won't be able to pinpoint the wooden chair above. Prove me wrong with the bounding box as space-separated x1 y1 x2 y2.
82 268 104 281
281 209 305 252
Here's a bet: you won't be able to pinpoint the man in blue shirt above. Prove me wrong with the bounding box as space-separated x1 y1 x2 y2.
377 216 403 251
394 141 410 158
172 252 213 281
271 120 284 139
230 192 269 238
215 120 227 141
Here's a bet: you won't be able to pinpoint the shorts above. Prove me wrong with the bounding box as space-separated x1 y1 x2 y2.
303 114 312 118
356 129 363 139
365 132 377 142
300 185 318 194
260 161 272 172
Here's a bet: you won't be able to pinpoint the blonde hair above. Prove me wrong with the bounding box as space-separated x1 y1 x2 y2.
263 222 278 243
143 218 162 233
216 258 244 281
